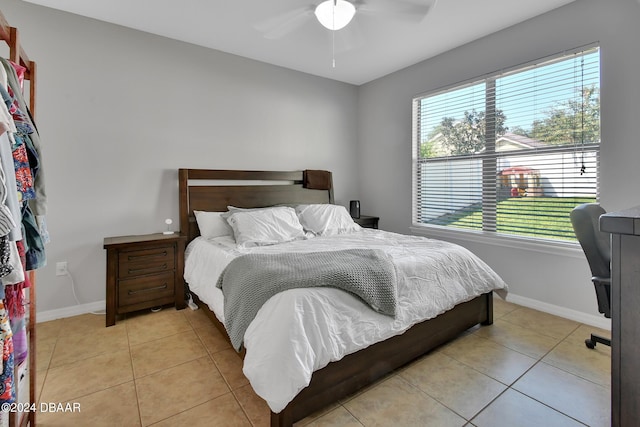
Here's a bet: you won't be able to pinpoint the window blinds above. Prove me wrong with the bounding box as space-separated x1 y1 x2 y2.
413 46 600 241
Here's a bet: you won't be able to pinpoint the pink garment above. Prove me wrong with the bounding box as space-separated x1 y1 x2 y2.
9 61 25 89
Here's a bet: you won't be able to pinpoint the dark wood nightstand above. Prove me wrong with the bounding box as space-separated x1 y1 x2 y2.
104 233 187 327
354 215 379 229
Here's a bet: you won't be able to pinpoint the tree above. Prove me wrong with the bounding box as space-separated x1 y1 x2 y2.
517 85 600 145
425 109 508 157
420 140 435 158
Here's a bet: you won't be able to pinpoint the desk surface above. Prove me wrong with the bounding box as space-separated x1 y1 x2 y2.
600 205 640 236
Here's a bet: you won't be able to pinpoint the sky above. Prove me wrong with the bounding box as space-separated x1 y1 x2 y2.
419 49 600 136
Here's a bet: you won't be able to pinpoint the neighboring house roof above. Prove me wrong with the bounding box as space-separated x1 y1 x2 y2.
497 132 546 150
424 131 546 157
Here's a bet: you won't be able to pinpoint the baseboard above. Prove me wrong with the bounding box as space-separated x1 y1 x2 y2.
505 293 611 331
37 300 106 323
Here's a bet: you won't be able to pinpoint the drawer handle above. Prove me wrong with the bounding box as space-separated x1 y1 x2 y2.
127 251 168 261
128 283 168 295
128 264 168 275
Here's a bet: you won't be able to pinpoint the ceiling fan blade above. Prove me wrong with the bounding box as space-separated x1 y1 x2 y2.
254 6 315 40
356 0 436 21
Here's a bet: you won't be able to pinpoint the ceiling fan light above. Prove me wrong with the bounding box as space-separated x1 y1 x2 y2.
314 0 356 31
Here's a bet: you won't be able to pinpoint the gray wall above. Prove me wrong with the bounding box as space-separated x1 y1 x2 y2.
1 0 360 315
358 0 640 323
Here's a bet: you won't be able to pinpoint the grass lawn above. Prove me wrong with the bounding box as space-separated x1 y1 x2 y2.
430 197 596 241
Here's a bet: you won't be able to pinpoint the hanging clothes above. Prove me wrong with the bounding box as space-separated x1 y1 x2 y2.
0 71 35 203
0 47 44 407
0 58 47 270
4 280 26 366
21 204 44 270
0 80 24 285
0 84 20 238
0 12 41 416
0 80 22 242
0 301 14 403
0 58 46 216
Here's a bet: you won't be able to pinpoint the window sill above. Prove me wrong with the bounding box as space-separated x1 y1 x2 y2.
409 224 585 259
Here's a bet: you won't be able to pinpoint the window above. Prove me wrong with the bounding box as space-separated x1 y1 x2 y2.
412 46 600 242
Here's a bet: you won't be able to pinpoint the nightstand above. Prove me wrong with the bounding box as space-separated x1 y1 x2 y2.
104 233 187 327
354 215 379 229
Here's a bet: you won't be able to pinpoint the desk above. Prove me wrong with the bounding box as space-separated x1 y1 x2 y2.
600 206 640 427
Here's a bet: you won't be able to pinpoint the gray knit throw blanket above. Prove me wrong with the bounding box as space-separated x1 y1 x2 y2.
216 248 398 351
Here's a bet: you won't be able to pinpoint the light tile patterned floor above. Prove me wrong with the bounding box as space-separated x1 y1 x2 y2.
34 297 611 426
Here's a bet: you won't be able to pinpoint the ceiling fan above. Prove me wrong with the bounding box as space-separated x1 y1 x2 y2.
255 0 437 40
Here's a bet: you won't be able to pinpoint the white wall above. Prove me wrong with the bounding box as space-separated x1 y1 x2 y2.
1 0 360 316
357 0 640 324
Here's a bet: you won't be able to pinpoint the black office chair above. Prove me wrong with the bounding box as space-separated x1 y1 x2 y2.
570 203 611 349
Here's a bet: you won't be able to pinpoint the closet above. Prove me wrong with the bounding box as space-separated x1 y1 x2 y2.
0 8 38 427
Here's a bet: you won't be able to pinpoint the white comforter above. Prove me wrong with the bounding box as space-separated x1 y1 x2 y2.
184 229 507 413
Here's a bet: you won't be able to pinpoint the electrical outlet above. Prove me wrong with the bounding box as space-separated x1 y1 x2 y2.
56 261 68 276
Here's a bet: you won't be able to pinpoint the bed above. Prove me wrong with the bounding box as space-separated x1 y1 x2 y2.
178 168 507 427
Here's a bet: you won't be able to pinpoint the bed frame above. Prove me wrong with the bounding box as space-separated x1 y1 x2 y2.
178 168 493 427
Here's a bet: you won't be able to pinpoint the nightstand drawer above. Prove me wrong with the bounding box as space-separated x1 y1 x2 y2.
118 246 175 278
119 272 175 306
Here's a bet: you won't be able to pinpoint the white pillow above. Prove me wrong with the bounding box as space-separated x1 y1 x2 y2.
225 206 306 248
221 205 275 222
295 204 361 236
194 210 233 239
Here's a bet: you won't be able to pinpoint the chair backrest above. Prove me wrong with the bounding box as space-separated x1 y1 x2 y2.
570 203 610 279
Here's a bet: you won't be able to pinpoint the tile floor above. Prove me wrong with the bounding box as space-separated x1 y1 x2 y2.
34 297 611 426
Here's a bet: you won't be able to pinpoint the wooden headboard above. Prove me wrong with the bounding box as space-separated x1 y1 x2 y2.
178 169 334 243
